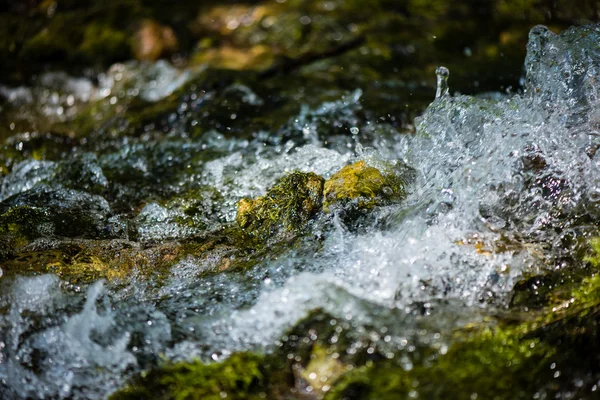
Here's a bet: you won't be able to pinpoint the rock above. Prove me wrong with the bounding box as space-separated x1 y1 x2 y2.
323 160 411 211
300 344 347 393
0 186 116 258
236 172 324 242
110 352 267 400
133 19 178 62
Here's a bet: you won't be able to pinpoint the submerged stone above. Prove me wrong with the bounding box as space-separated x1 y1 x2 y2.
236 171 324 242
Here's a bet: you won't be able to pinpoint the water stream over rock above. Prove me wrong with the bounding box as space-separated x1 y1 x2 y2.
2 24 600 399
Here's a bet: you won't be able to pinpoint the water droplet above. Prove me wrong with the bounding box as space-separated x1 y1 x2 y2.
435 66 450 99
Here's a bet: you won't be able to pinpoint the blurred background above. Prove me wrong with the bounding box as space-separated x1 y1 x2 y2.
1 1 599 157
2 0 599 89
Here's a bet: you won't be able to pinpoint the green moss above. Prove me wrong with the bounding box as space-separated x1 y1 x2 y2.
77 23 131 65
326 325 553 400
323 160 413 211
300 344 348 393
110 353 268 400
236 171 324 243
108 260 600 400
164 187 224 229
584 237 600 268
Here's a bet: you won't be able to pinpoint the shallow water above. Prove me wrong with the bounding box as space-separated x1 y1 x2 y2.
2 24 600 399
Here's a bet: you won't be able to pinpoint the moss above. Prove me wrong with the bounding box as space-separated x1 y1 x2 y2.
1 239 185 283
236 171 324 243
111 310 358 400
110 353 268 400
109 263 600 400
0 192 108 241
0 205 50 245
0 186 119 261
326 325 554 400
584 237 600 268
164 187 224 229
77 23 131 65
323 160 412 211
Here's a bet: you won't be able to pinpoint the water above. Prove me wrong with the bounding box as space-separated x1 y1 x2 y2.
2 24 600 398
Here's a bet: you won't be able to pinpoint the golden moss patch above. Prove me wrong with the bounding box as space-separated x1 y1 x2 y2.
323 160 409 211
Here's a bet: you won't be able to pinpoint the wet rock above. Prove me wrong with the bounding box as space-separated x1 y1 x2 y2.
323 160 411 211
135 187 224 242
133 20 178 62
0 186 115 257
236 171 324 242
0 238 186 283
299 344 347 393
110 352 267 400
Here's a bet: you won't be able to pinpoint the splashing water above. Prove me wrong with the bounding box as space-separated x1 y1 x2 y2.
182 25 600 355
2 24 600 398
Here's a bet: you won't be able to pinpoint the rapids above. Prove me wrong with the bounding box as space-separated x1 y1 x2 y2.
2 24 600 399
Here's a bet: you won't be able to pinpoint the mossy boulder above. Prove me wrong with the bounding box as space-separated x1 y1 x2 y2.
323 160 412 211
236 171 325 242
110 352 268 400
109 249 600 400
235 162 413 243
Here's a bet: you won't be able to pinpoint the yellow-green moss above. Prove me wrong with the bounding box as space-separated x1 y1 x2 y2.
325 325 554 400
236 171 324 243
323 160 410 211
325 238 600 399
300 344 348 393
0 238 187 284
110 353 268 400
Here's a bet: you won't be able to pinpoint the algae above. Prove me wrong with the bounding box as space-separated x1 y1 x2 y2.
323 160 411 211
110 353 268 400
236 171 325 243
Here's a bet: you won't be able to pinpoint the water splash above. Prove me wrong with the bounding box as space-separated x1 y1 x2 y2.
0 278 137 399
435 66 450 99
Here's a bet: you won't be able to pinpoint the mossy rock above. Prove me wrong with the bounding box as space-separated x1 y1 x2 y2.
0 186 117 258
323 160 412 211
110 352 268 400
236 171 325 243
109 250 600 400
0 238 187 283
324 327 554 400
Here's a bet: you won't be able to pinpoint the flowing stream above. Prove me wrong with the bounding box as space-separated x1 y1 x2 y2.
2 24 600 399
